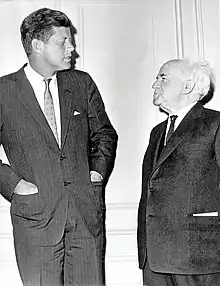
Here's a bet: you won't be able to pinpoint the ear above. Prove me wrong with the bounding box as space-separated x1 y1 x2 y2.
31 39 44 55
183 80 195 94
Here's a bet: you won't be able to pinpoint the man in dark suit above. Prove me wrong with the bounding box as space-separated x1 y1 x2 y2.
137 58 220 286
0 7 117 286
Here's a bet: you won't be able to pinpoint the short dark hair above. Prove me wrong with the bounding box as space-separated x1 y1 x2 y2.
20 7 73 56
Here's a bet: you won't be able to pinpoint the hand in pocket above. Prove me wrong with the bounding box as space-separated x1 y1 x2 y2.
14 179 38 195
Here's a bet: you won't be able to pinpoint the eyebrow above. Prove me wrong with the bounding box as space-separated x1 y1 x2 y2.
57 36 72 41
156 73 167 79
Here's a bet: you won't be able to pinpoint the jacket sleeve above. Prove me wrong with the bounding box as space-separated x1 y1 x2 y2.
0 98 22 202
214 123 220 168
85 73 118 184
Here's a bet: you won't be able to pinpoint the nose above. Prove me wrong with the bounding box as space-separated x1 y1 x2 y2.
152 80 157 89
66 40 74 53
72 49 79 60
152 79 160 89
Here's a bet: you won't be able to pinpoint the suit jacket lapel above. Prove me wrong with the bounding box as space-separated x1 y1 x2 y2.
15 66 58 144
153 121 167 168
57 71 73 150
57 70 85 151
153 102 203 172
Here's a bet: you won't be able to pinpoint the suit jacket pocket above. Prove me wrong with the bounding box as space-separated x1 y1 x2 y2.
188 215 220 231
11 192 46 218
71 112 87 121
91 181 105 212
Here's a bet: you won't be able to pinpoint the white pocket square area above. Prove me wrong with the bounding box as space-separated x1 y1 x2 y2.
73 111 81 116
192 212 218 217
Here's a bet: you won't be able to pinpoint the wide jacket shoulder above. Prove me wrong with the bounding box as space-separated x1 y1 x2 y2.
57 68 92 83
202 105 220 122
0 64 27 84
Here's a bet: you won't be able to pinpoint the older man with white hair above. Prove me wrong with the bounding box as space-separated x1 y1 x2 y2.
138 58 220 285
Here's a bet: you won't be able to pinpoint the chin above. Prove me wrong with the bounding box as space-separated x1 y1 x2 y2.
58 62 71 71
153 99 160 106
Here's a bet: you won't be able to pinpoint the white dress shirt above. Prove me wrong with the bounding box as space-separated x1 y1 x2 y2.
164 102 197 144
24 64 61 147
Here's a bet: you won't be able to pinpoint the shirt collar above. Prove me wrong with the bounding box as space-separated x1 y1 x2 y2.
24 63 57 85
169 102 197 120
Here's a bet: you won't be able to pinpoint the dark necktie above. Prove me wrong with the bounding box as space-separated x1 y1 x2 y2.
166 115 178 144
43 78 59 142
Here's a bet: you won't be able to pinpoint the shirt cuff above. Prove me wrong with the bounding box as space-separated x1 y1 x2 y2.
90 171 103 182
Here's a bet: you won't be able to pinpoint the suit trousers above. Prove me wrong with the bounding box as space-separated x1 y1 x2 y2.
143 260 220 286
13 194 106 286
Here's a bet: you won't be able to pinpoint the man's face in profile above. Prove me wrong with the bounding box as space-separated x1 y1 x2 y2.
152 61 186 112
40 26 74 74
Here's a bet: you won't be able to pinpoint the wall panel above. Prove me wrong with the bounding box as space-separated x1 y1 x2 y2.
199 0 220 110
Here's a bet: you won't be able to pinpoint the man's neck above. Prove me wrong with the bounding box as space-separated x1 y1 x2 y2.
28 59 56 78
167 100 198 115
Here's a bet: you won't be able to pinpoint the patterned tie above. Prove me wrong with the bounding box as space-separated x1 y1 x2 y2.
166 115 178 144
43 78 59 142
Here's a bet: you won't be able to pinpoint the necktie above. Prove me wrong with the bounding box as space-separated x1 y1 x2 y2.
43 78 59 142
166 115 178 144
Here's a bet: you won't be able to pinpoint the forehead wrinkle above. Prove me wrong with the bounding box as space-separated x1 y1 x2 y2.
51 26 71 37
160 63 187 80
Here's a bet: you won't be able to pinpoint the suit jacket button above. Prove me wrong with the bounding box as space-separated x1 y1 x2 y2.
149 214 156 217
149 188 154 192
64 181 71 186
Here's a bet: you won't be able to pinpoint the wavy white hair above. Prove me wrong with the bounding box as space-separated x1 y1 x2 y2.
187 59 213 98
166 58 214 98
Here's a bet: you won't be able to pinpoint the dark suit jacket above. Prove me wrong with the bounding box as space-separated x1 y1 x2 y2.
138 102 220 275
0 65 118 245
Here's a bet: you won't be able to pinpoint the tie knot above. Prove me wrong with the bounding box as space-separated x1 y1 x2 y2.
170 115 178 123
43 78 52 88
